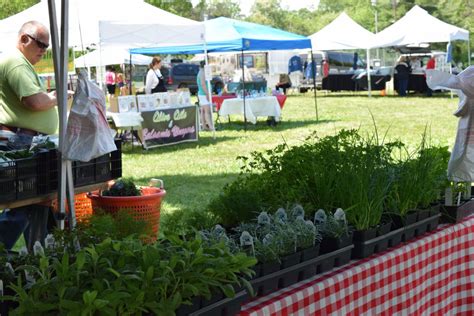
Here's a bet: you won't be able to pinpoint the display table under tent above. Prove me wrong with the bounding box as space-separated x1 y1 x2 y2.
239 216 474 315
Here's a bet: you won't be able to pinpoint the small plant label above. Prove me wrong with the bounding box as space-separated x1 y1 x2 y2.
314 209 327 225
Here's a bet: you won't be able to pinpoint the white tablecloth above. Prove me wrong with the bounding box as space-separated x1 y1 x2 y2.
218 96 281 124
107 112 143 129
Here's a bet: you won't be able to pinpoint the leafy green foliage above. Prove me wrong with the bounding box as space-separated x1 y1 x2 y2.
1 231 256 315
102 178 141 197
207 128 449 231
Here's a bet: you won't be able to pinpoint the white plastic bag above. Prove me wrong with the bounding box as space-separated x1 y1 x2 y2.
426 66 474 181
63 70 117 162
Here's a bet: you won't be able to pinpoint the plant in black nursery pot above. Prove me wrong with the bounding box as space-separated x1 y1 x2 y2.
293 218 322 261
316 209 352 254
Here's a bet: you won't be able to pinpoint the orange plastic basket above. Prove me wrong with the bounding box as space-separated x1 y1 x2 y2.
86 187 166 239
52 193 94 223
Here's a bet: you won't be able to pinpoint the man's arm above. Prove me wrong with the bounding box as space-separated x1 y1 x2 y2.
22 91 57 111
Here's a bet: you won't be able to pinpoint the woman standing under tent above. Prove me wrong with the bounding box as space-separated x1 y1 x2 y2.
105 66 116 95
395 56 411 96
197 60 212 131
145 57 167 94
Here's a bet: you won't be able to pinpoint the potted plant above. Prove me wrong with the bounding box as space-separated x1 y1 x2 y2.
316 209 352 254
87 178 166 239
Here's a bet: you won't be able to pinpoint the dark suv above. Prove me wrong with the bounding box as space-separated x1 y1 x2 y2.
161 63 199 94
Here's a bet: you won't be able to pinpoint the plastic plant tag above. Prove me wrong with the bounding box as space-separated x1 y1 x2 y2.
44 234 55 250
24 270 35 285
213 224 226 236
275 208 287 224
33 241 45 256
0 280 3 297
334 208 347 225
240 231 254 247
291 204 305 219
19 246 28 257
314 209 327 225
5 263 14 276
258 211 271 225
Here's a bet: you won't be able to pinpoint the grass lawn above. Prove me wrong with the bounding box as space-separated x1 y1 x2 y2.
120 92 459 230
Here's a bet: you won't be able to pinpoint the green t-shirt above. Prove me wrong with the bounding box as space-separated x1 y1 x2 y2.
0 49 58 135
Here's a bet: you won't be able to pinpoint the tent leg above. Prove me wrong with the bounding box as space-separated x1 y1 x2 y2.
241 49 247 131
366 48 372 97
310 49 318 121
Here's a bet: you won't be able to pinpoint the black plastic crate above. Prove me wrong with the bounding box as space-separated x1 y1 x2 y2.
0 154 41 202
43 139 122 190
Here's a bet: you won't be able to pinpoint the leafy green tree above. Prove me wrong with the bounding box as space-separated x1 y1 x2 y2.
145 0 194 18
0 0 39 20
191 0 241 20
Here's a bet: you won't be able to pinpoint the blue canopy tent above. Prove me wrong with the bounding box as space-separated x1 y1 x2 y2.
129 17 318 125
130 17 312 54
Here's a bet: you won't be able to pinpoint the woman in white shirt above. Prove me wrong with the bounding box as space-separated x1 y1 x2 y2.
145 57 167 94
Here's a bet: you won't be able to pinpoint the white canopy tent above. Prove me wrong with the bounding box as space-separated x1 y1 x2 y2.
75 49 152 68
0 0 201 51
309 12 375 51
308 12 376 95
372 5 470 64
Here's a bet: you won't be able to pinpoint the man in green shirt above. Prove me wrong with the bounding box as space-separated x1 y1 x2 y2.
0 21 60 250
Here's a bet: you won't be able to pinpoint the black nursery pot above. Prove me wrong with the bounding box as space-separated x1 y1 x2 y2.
417 209 430 221
320 232 353 254
429 203 441 217
377 221 392 236
352 226 377 242
301 244 320 262
261 260 281 276
175 295 202 316
280 251 302 269
201 290 224 308
405 211 418 225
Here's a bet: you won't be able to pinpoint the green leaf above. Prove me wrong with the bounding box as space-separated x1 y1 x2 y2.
76 252 86 271
83 290 98 305
221 284 235 298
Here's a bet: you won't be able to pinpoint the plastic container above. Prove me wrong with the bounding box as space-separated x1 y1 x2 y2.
87 187 166 240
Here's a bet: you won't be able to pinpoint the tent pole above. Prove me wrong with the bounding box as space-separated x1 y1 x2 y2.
129 53 132 95
468 37 471 66
241 49 247 131
366 48 372 97
47 0 65 230
310 49 318 121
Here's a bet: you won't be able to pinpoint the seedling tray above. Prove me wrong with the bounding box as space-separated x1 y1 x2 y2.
352 213 440 259
250 245 354 297
441 200 474 223
189 290 248 316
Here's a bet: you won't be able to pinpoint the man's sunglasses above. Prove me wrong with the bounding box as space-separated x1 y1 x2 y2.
26 34 49 50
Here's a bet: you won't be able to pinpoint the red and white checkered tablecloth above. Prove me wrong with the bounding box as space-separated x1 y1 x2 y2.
240 216 474 315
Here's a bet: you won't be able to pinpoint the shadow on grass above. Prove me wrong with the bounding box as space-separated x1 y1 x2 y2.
214 118 335 132
121 134 239 154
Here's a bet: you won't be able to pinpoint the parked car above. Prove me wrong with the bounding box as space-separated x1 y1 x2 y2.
161 62 223 95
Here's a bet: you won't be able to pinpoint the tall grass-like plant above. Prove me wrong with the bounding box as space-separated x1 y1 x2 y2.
386 131 450 217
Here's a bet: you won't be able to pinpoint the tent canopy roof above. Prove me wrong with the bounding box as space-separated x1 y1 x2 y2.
309 12 375 50
0 0 200 50
74 48 152 68
130 17 311 55
372 5 469 48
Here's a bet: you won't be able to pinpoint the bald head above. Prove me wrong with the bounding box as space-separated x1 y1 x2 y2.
16 21 50 65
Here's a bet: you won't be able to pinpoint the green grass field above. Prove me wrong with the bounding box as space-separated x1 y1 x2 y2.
120 92 459 228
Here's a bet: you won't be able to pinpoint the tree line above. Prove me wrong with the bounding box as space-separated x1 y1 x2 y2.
1 0 472 64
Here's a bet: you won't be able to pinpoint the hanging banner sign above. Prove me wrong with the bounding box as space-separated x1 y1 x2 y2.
139 105 198 149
